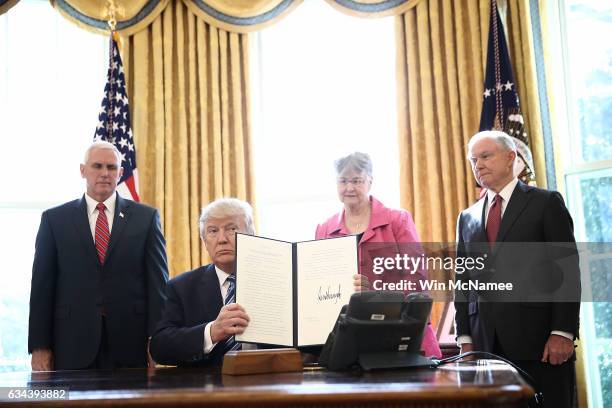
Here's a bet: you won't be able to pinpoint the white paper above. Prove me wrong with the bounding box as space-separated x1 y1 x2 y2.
235 234 294 346
296 236 358 346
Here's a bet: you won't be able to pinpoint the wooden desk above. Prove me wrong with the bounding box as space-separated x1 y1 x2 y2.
0 360 533 407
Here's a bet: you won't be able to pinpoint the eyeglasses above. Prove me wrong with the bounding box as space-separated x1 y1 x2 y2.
337 177 367 186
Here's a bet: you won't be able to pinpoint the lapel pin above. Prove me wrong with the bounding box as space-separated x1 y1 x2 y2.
119 212 124 218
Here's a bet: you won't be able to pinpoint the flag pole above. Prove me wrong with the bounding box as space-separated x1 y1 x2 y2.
478 0 536 185
105 1 122 44
93 0 141 202
491 0 503 131
106 0 118 32
105 0 116 142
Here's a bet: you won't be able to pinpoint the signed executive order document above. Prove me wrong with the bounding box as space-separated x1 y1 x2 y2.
235 234 357 347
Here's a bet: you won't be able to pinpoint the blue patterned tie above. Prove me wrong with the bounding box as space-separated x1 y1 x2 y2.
221 274 241 352
225 275 236 305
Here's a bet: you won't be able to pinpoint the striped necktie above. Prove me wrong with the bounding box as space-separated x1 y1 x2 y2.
95 203 110 264
221 274 241 352
225 274 236 305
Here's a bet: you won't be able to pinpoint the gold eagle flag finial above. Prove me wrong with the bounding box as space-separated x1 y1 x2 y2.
104 0 125 32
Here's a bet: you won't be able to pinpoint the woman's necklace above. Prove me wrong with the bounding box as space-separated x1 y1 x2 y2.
347 205 371 232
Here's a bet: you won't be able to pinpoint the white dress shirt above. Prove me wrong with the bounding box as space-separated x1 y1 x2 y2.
458 178 573 346
203 266 255 353
84 193 117 240
483 178 518 227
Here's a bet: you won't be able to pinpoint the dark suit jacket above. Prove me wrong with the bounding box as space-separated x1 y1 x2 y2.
454 181 580 361
150 264 227 366
28 193 169 369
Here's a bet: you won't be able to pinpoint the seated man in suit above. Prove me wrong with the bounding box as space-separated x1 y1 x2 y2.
151 198 254 365
151 197 369 366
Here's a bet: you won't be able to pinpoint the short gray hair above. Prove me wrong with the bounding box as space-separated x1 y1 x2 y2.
467 130 517 155
83 141 121 165
334 152 373 177
199 198 255 237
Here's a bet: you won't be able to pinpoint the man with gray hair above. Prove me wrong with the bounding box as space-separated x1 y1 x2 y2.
454 130 580 407
151 198 254 365
28 141 168 370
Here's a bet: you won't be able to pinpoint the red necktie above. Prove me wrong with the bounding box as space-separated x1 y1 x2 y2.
486 194 502 247
95 203 110 264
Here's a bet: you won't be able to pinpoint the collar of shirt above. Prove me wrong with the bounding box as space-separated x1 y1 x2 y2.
214 265 232 301
486 178 518 216
85 192 117 237
85 192 117 219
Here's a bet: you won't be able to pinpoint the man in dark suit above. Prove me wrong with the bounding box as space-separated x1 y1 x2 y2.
150 198 253 365
28 141 168 370
454 131 580 408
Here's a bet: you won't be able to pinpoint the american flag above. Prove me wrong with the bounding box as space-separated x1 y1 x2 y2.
479 0 535 184
93 34 140 201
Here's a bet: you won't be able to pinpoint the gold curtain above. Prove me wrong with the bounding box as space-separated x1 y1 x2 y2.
395 0 489 333
396 0 489 245
505 0 547 187
121 1 255 276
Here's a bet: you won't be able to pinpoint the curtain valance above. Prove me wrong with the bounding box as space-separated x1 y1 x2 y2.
324 0 421 18
183 0 303 33
49 0 302 34
50 0 170 35
47 0 422 35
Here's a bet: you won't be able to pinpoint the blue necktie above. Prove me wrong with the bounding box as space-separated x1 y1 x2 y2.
225 274 236 305
221 275 241 352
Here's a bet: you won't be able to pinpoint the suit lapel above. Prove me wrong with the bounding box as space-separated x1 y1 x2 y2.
477 197 488 242
105 193 129 262
497 182 531 243
201 264 223 313
73 196 99 264
465 197 487 242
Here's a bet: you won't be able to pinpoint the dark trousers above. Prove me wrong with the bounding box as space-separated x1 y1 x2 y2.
84 317 148 369
513 359 575 408
86 317 114 369
493 334 575 408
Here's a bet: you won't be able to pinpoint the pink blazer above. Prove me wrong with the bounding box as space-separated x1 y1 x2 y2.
315 196 442 358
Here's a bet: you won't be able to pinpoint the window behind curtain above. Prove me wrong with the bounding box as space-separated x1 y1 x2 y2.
548 0 612 406
250 0 400 243
0 1 108 371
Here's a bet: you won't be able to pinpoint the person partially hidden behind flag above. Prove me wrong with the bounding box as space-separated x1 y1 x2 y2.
150 198 255 365
454 131 580 408
28 141 169 370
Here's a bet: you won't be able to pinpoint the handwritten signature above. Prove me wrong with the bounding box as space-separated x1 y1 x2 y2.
317 285 341 304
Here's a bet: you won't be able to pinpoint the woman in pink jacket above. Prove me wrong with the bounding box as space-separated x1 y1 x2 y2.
315 152 441 358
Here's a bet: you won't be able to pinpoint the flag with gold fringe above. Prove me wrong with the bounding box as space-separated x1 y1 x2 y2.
480 0 535 184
